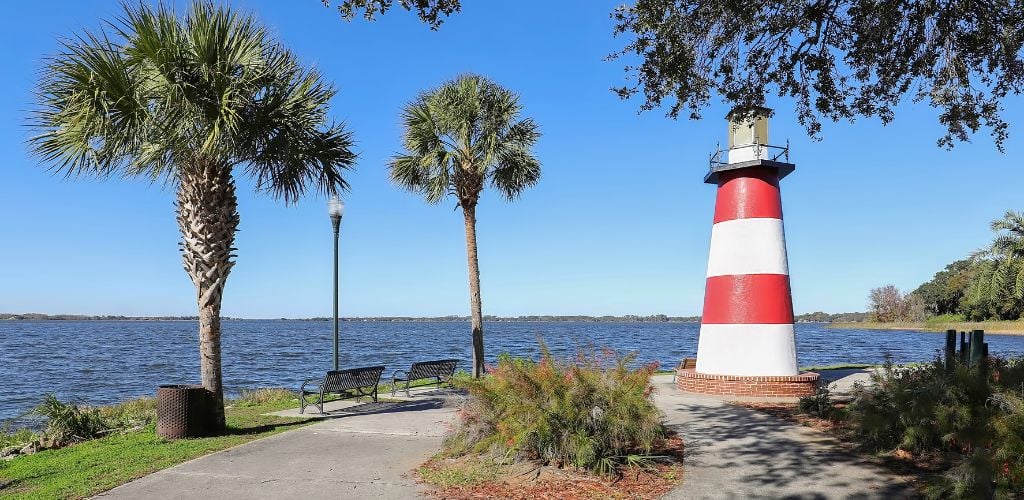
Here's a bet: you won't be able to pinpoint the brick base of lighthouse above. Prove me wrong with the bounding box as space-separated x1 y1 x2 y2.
675 368 819 398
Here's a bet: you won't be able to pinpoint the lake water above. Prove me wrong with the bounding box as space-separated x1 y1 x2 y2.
5 320 1024 422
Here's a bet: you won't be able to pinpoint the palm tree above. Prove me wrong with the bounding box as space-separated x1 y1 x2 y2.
28 2 356 431
964 212 1024 320
389 74 541 377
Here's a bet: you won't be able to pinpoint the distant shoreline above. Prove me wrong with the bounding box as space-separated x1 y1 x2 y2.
1 312 868 323
830 321 1024 335
1 313 699 323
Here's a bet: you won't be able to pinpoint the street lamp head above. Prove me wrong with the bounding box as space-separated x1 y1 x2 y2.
328 195 344 220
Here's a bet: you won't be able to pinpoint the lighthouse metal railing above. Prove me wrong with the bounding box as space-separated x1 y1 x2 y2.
709 140 790 170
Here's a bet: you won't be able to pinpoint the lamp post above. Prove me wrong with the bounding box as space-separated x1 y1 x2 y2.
328 196 344 371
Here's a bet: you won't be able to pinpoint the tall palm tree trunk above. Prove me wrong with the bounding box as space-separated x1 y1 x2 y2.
176 160 239 432
462 204 486 378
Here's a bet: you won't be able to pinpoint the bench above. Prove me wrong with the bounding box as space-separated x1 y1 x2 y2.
390 359 459 397
672 358 697 383
299 365 385 414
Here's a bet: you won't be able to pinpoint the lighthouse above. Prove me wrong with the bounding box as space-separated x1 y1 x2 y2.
676 108 818 397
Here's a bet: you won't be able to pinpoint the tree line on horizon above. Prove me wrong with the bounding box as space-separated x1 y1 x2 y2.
869 211 1024 322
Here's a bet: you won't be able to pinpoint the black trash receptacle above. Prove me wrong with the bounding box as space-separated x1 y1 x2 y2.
156 384 211 439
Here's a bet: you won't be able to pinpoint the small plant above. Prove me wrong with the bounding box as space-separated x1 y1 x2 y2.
798 384 838 420
444 345 665 474
0 426 38 450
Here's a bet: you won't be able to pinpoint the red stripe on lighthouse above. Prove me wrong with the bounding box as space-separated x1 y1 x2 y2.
701 274 794 324
713 167 783 223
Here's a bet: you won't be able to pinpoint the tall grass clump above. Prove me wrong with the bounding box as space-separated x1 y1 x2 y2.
841 356 1024 497
444 346 664 474
32 395 112 446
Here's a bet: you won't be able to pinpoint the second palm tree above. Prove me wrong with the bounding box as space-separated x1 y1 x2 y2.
390 74 541 377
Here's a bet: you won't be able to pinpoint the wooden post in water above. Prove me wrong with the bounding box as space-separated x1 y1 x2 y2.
945 329 957 372
960 331 969 363
969 330 985 367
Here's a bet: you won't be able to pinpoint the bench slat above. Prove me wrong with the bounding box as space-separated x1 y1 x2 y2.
407 359 458 381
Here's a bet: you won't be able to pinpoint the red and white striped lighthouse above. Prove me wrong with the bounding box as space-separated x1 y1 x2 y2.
677 108 818 397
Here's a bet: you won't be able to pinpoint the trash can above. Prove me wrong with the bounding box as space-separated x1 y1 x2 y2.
156 385 211 439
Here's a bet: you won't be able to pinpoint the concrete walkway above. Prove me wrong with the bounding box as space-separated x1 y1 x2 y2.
651 374 916 499
97 390 458 500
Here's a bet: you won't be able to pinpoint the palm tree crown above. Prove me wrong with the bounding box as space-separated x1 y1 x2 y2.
990 211 1024 259
29 1 354 200
389 74 540 208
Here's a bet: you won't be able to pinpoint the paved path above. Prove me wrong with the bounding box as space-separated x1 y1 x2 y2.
97 394 457 500
651 374 916 499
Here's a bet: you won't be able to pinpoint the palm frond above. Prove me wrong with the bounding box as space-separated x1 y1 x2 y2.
28 0 355 199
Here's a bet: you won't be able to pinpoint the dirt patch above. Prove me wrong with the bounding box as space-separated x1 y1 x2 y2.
418 434 685 499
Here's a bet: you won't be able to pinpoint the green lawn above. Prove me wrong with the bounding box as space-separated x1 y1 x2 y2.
0 396 310 499
799 363 877 371
0 378 463 499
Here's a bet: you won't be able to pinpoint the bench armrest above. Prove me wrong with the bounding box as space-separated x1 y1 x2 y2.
300 378 323 393
391 370 408 382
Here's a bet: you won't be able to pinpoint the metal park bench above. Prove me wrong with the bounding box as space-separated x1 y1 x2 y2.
299 365 385 414
390 359 459 397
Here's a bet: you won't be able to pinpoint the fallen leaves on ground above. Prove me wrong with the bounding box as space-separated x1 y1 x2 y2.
419 434 684 499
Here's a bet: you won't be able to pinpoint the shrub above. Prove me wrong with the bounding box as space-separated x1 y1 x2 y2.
445 346 664 474
842 355 1024 497
32 395 112 446
797 384 839 420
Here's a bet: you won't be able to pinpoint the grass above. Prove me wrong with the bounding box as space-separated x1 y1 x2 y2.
418 455 502 488
0 390 310 499
800 363 877 371
829 319 1024 334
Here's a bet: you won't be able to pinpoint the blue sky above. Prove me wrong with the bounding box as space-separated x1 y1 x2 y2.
1 1 1022 318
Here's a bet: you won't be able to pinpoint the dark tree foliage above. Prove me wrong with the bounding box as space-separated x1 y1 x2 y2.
913 259 974 315
322 0 460 29
611 0 1024 150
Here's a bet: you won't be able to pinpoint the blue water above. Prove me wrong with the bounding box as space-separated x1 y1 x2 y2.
4 320 1024 421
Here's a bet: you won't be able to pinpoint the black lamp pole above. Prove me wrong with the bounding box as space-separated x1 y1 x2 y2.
328 196 344 371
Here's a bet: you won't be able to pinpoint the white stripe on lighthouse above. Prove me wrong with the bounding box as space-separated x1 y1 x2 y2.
705 218 789 277
695 324 798 376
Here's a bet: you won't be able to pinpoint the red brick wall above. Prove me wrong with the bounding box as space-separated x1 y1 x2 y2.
676 368 819 397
